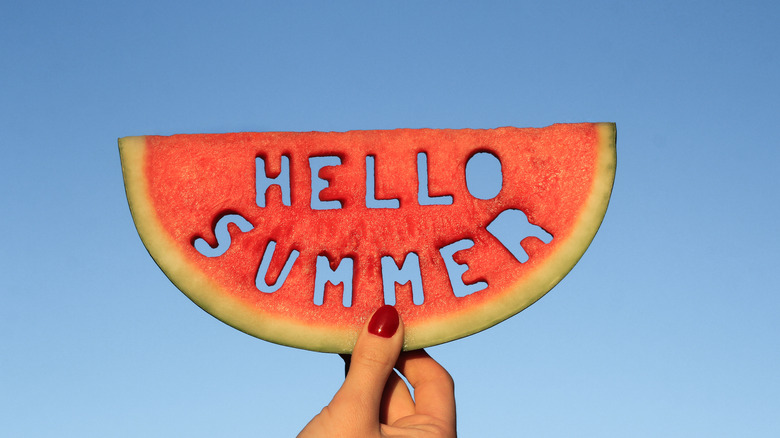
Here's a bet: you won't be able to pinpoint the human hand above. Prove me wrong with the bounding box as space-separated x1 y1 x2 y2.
298 305 456 437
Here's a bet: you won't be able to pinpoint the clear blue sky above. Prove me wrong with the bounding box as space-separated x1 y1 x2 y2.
2 1 779 436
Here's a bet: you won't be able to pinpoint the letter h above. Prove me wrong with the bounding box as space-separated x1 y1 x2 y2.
256 155 291 207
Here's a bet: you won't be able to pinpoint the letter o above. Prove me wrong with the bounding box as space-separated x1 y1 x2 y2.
465 152 502 200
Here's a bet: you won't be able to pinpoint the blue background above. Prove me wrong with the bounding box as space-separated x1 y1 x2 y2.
2 1 778 436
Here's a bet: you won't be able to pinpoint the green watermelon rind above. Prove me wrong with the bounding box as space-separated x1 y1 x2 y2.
120 136 354 352
405 123 616 348
119 123 616 353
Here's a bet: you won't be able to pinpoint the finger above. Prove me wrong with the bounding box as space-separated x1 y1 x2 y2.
380 370 415 425
340 339 416 425
396 349 456 427
329 305 404 423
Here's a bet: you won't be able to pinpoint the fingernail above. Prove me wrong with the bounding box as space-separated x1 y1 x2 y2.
368 305 399 338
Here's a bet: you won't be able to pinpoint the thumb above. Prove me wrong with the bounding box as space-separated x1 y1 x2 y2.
330 305 404 423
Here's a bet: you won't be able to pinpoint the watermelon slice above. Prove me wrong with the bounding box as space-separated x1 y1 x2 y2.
119 123 616 353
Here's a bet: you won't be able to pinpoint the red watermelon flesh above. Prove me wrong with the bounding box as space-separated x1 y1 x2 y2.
119 123 616 353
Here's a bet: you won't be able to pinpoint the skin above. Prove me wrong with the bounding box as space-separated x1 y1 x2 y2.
298 308 457 437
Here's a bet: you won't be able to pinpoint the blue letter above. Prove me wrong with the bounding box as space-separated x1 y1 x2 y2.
417 152 453 206
439 239 487 297
465 152 503 200
486 209 553 263
366 155 400 209
193 213 254 257
256 241 299 293
309 156 343 210
381 253 424 305
256 155 291 207
313 255 354 307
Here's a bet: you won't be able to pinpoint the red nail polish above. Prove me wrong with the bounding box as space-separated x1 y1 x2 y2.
368 305 399 338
